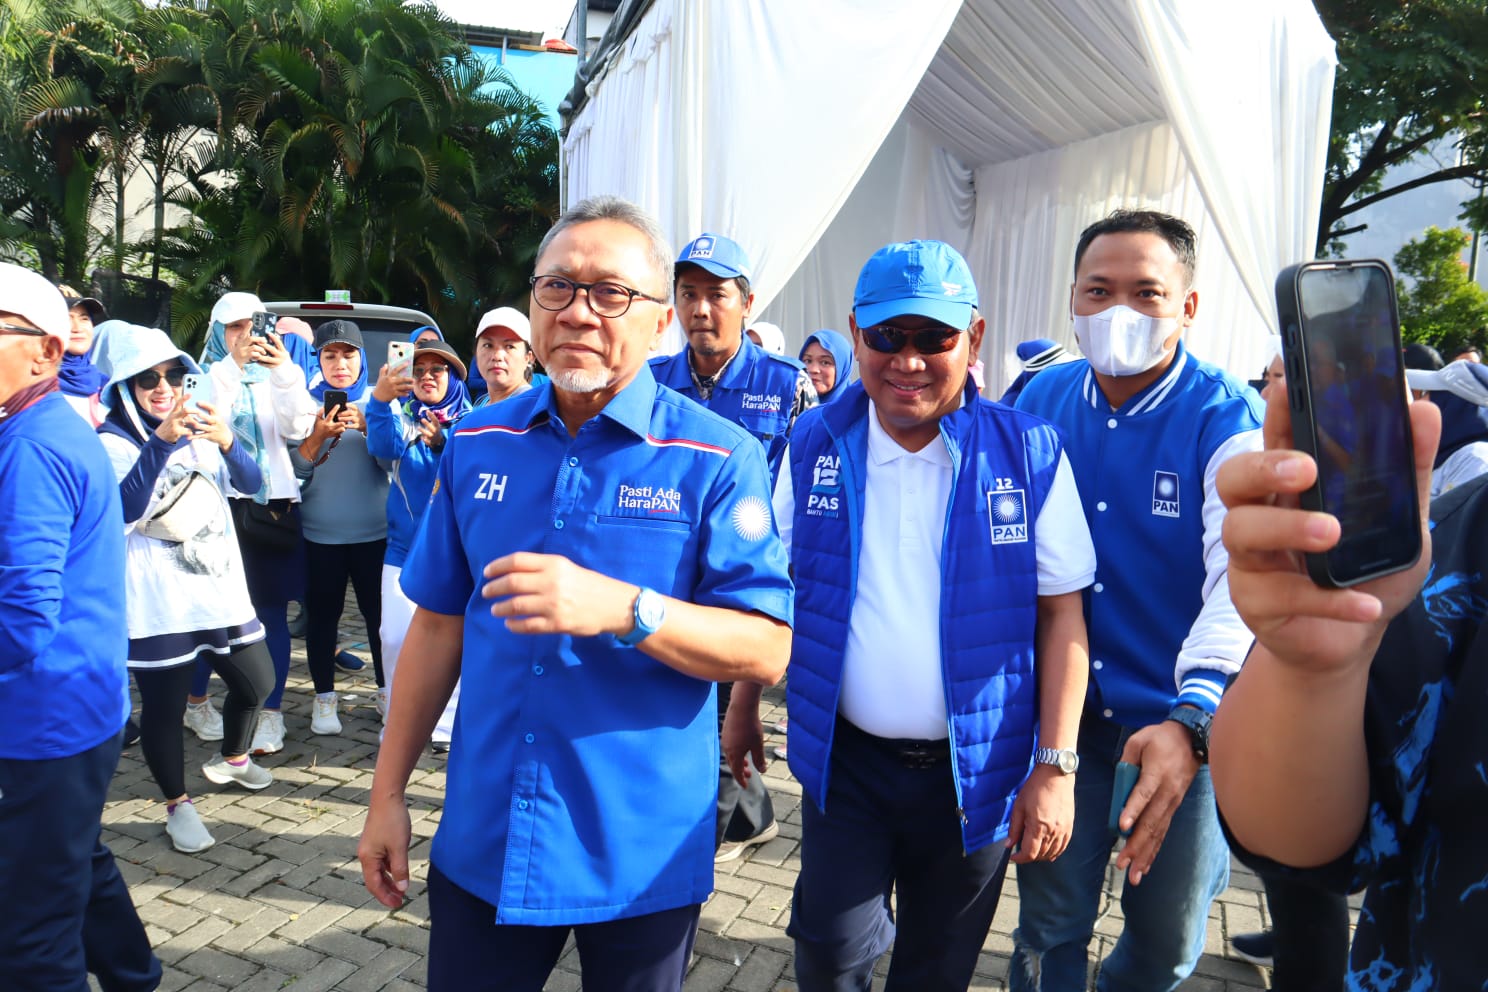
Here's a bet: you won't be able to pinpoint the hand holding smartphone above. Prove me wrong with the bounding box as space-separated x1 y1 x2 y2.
1273 259 1421 587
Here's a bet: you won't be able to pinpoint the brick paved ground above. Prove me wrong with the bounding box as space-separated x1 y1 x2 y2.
99 608 1336 991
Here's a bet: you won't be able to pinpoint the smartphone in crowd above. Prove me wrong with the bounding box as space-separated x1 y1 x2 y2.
323 389 349 417
181 373 214 414
388 340 414 376
1274 259 1421 587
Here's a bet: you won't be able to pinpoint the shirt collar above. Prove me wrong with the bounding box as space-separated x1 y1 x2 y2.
689 336 757 396
866 399 955 468
1082 342 1189 415
539 361 658 440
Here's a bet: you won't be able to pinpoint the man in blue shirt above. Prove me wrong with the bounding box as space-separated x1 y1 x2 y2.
1012 210 1263 991
727 240 1096 991
357 196 794 992
0 263 160 991
650 233 817 862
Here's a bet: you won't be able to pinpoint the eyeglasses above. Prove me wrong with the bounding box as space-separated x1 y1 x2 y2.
412 364 449 379
0 321 48 337
530 275 666 318
860 323 964 355
134 367 187 390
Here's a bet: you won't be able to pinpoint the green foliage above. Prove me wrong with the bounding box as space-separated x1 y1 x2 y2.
1393 226 1488 354
1313 0 1488 255
0 0 559 350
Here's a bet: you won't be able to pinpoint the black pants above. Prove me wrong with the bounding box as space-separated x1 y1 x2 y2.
304 538 386 693
0 732 161 991
133 640 274 800
427 863 699 992
789 717 1011 992
716 680 775 844
1267 873 1350 992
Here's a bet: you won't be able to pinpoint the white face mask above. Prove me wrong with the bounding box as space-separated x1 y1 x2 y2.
1072 304 1180 377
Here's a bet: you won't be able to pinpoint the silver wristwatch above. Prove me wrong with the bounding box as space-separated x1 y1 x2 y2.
1034 747 1079 775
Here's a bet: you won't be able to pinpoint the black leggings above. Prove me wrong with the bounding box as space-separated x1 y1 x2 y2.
133 639 275 801
304 538 386 693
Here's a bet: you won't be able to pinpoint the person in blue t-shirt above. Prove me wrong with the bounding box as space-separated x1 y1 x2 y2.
357 196 794 992
0 262 161 991
1012 210 1263 992
1213 379 1488 989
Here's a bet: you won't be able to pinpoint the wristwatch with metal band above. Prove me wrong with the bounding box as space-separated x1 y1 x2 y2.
1034 747 1079 775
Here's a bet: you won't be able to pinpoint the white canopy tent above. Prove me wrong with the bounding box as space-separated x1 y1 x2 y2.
562 0 1336 385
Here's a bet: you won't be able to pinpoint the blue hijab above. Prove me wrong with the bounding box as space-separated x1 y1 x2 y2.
59 352 105 397
800 329 854 404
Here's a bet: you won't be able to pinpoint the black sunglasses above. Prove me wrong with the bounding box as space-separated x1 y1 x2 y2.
861 323 964 355
134 366 188 390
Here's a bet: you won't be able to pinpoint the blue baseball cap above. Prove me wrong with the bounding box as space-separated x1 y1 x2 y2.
676 233 753 280
853 240 978 329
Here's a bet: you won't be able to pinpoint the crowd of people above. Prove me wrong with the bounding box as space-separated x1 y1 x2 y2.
3 194 1485 992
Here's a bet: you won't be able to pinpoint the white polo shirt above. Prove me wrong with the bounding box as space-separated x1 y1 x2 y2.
775 404 1096 740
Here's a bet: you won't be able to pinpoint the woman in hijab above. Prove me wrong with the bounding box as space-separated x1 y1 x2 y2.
289 320 390 737
799 329 854 404
96 327 276 854
56 286 108 426
187 292 317 757
366 339 471 751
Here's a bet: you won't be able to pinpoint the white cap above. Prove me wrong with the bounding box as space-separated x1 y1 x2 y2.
1406 359 1488 406
210 291 264 326
476 306 531 344
748 321 786 355
0 261 70 347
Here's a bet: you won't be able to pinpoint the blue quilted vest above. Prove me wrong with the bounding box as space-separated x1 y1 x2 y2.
786 379 1066 851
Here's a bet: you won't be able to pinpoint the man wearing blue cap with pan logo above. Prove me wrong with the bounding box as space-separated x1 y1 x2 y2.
651 232 818 864
727 240 1096 990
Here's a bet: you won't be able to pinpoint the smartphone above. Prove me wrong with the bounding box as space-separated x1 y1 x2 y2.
181 373 214 414
249 311 277 338
1108 761 1139 838
1274 259 1421 587
388 340 414 375
323 389 348 417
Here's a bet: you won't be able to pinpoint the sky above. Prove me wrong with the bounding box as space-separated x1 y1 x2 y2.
432 0 574 35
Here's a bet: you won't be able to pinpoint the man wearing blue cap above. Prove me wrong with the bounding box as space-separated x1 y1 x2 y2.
651 232 817 863
1010 210 1263 992
726 240 1096 990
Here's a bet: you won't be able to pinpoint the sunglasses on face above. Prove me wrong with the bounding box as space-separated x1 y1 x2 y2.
134 367 187 390
860 323 964 355
412 364 449 379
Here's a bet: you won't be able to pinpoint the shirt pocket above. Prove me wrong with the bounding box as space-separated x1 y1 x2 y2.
588 514 697 589
739 410 789 445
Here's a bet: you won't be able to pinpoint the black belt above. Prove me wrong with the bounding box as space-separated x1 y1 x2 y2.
835 715 950 769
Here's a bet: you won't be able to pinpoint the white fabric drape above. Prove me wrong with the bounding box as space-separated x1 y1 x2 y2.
562 0 1336 380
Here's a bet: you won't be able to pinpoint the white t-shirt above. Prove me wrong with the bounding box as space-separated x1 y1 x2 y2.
1432 442 1488 498
773 405 1096 739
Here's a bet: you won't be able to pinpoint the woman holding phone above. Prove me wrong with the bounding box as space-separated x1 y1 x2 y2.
366 339 470 751
290 320 389 735
190 292 318 756
96 327 276 853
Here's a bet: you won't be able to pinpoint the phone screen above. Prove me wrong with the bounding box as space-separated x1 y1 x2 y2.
1284 261 1420 585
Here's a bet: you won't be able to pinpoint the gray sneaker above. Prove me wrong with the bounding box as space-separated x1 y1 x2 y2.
202 754 274 791
166 801 215 853
183 700 225 742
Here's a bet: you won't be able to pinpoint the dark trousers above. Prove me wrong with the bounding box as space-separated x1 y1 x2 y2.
716 680 775 844
134 641 274 799
304 538 386 693
0 732 161 992
1267 874 1350 992
426 863 700 992
789 718 1012 992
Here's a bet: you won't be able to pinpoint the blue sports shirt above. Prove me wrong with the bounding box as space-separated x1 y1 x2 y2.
400 363 793 925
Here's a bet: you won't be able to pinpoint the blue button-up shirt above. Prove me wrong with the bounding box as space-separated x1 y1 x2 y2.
401 364 793 925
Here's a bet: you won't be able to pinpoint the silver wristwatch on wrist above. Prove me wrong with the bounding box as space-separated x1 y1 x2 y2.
1034 747 1079 775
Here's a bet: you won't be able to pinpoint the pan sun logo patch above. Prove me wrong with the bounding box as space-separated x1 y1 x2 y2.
732 496 772 541
1152 471 1180 517
988 487 1028 545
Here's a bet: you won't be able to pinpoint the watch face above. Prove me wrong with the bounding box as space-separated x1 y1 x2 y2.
637 590 666 630
1058 750 1079 774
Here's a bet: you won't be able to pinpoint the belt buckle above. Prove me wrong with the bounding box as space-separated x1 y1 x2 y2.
900 746 943 769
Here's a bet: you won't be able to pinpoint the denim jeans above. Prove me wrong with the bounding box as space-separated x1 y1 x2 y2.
1010 713 1230 992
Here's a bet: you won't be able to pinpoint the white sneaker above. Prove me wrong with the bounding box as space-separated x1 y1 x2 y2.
250 710 285 755
375 687 389 722
202 754 274 791
166 801 215 853
311 692 342 735
183 700 224 742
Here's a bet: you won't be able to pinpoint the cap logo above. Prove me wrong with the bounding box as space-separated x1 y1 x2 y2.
942 282 964 296
688 237 715 259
